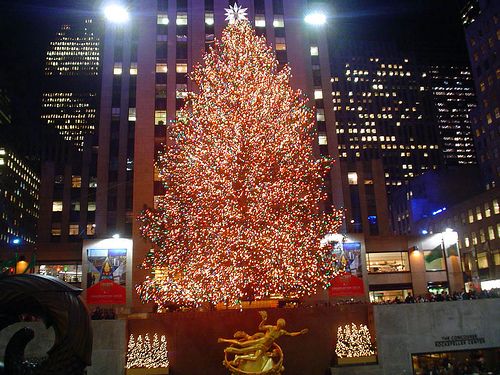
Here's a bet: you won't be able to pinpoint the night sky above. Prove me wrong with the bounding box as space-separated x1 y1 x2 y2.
0 0 468 146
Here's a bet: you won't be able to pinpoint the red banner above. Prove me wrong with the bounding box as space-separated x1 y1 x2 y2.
328 273 365 297
87 278 126 305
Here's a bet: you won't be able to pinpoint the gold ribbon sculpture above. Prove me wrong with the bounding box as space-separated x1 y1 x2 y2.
218 310 308 374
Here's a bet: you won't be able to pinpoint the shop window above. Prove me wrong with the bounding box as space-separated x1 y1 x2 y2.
477 252 488 269
37 264 82 283
52 201 63 212
369 289 412 303
71 175 81 188
366 252 409 273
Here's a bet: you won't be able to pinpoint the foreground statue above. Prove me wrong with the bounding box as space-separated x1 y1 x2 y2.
0 274 92 375
218 311 308 374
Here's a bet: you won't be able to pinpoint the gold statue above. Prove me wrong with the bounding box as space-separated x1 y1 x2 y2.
218 311 308 374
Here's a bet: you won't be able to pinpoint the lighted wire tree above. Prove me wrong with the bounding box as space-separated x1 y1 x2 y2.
335 323 375 359
136 16 342 307
126 333 169 370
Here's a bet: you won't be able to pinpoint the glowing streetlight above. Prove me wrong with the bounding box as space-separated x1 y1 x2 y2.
304 11 327 26
103 4 130 23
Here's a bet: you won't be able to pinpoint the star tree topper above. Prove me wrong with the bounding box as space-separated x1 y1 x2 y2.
224 3 248 24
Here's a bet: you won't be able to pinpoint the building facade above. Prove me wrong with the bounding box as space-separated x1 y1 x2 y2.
462 0 500 189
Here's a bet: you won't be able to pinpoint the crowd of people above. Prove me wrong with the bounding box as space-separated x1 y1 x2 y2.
90 307 117 320
377 288 500 305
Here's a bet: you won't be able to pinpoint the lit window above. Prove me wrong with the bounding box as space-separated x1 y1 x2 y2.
316 108 325 121
0 148 5 155
476 206 483 220
472 232 478 245
156 63 168 73
88 202 96 211
318 133 328 145
480 229 486 243
348 172 358 185
310 46 319 56
176 12 188 25
275 37 286 51
69 224 79 236
52 201 63 212
485 203 491 217
157 13 169 25
128 107 137 122
255 14 265 27
273 15 284 27
89 177 97 188
86 224 95 236
486 113 492 124
205 12 214 25
464 236 470 247
176 63 188 73
176 83 188 99
130 62 138 75
112 108 120 118
113 62 123 75
51 224 61 236
314 89 323 99
71 175 81 188
366 252 409 273
155 110 167 125
477 252 488 269
488 226 495 240
480 82 485 92
494 199 499 214
468 209 474 223
71 201 80 211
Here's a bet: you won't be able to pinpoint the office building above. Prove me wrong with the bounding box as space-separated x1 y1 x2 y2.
462 0 500 189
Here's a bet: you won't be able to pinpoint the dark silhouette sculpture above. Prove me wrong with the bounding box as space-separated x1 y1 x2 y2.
0 274 93 374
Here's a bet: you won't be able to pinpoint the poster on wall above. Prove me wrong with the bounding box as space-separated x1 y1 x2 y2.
86 248 127 305
331 241 362 277
424 245 446 271
328 272 365 297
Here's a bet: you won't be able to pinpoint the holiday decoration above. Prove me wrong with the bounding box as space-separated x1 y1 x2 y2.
126 333 169 371
224 3 248 24
335 323 375 359
137 17 342 307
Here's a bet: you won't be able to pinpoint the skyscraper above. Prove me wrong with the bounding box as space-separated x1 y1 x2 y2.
462 0 500 189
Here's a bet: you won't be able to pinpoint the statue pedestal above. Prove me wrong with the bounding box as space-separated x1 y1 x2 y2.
126 367 169 375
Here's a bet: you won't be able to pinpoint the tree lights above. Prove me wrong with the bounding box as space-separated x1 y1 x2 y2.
126 333 169 369
335 323 375 359
136 19 342 307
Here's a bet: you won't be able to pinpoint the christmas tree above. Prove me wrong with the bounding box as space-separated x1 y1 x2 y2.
137 12 342 307
335 323 375 358
126 333 169 369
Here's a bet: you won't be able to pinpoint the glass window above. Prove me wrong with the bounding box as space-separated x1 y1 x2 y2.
71 201 80 211
175 83 188 99
51 224 61 236
471 232 478 245
128 107 137 122
316 108 325 121
275 37 286 51
155 110 167 125
348 172 358 185
156 63 168 73
52 201 63 212
88 202 96 211
113 62 122 75
484 203 491 217
366 252 410 273
205 11 214 25
494 252 500 266
176 12 188 25
424 247 445 271
176 63 188 73
255 14 265 27
369 289 412 303
129 62 138 75
71 175 81 188
37 264 82 283
314 89 323 99
468 209 474 223
112 108 120 118
310 46 319 56
479 229 486 243
89 177 97 188
476 206 483 220
86 224 95 236
493 199 499 214
273 15 284 27
69 224 79 236
318 133 327 145
488 226 495 240
477 253 488 269
157 13 169 25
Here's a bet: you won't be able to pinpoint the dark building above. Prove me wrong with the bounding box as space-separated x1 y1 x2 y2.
462 0 500 189
0 90 40 248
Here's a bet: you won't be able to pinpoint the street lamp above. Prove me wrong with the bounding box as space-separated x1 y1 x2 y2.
304 11 327 26
103 3 130 23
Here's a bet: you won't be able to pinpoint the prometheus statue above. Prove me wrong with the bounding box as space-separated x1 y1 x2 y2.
218 310 308 374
